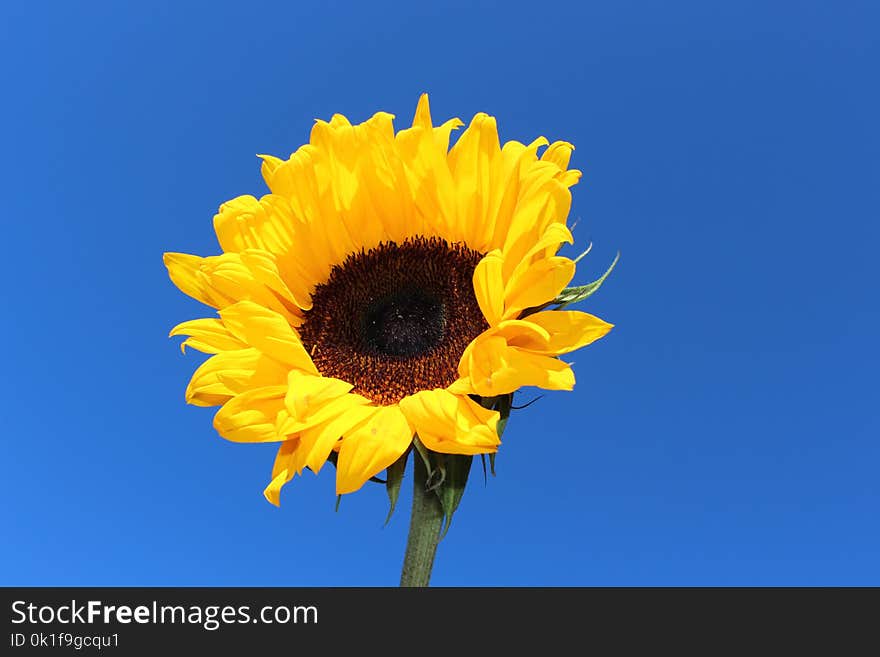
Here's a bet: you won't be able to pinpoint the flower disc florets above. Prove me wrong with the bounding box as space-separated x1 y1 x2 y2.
300 237 488 405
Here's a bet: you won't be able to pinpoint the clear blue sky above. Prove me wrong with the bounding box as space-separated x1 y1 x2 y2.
2 0 877 586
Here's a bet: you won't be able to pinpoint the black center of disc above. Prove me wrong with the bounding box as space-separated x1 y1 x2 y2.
362 287 445 358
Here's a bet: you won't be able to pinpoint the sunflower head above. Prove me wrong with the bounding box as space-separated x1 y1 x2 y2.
164 94 613 514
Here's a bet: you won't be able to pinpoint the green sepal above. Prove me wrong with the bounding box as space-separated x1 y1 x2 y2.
493 394 513 439
384 449 409 526
412 436 433 477
553 251 619 309
409 437 473 540
407 393 514 539
436 454 473 540
426 453 447 492
472 394 510 483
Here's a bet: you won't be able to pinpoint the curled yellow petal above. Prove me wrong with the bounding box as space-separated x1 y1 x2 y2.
541 140 575 171
213 385 288 443
185 348 286 407
503 256 575 318
169 318 246 354
263 440 299 506
163 252 234 309
460 333 575 396
399 389 499 456
278 371 371 437
492 319 551 351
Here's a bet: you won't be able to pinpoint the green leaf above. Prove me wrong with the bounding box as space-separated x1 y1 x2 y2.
553 251 619 309
384 450 409 526
436 454 473 540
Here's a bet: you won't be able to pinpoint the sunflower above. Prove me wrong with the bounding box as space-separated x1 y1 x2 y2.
164 94 613 505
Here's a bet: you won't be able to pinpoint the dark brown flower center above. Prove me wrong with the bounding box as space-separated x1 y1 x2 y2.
299 237 487 405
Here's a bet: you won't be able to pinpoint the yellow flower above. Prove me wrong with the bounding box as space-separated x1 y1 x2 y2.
164 95 613 504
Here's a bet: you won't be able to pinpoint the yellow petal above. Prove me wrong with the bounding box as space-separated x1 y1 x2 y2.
347 122 418 245
541 140 575 171
163 252 234 309
166 251 302 323
185 348 287 407
264 400 376 504
522 310 614 355
503 256 575 318
501 180 572 279
169 318 246 354
263 439 299 506
558 169 582 187
213 385 288 443
399 389 499 456
508 222 574 285
213 194 295 255
203 254 301 324
472 249 505 327
284 369 353 419
446 377 476 395
278 370 372 436
461 333 575 396
486 137 548 251
263 470 289 507
396 97 462 242
261 145 331 226
239 248 311 312
459 335 526 396
410 94 464 149
219 301 317 373
412 93 433 129
297 404 376 475
492 319 551 351
335 406 413 494
447 112 501 250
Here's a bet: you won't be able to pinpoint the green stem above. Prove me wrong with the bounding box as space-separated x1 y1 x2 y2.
399 454 443 587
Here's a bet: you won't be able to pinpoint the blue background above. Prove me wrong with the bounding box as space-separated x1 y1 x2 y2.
2 0 877 586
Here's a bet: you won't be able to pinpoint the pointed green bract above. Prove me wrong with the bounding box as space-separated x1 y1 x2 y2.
554 251 619 309
493 394 513 439
385 450 409 526
412 436 433 477
398 393 515 539
425 452 447 492
437 454 473 539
